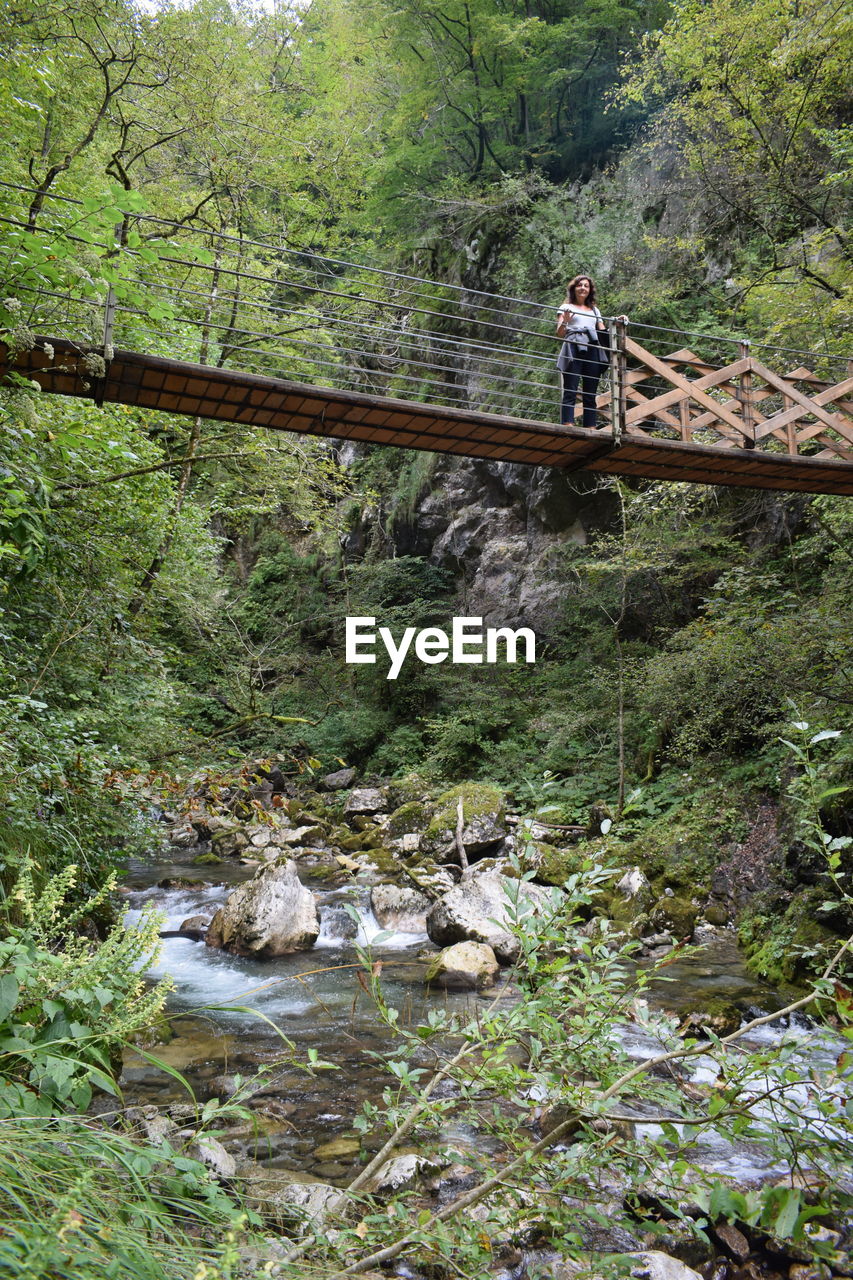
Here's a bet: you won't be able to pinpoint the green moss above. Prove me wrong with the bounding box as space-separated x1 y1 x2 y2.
386 801 429 839
649 895 698 940
358 847 401 876
527 841 587 887
679 999 741 1038
424 783 504 842
389 775 430 806
192 851 224 866
740 888 842 984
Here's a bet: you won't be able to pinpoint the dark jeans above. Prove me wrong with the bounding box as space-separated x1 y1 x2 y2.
561 354 603 427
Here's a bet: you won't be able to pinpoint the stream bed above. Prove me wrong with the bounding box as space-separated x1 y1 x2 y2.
121 857 852 1194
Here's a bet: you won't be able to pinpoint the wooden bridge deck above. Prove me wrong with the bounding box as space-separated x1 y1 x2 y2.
3 338 853 495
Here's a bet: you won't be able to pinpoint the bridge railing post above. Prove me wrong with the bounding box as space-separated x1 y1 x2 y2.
92 222 121 407
738 338 755 448
609 316 627 445
102 221 122 356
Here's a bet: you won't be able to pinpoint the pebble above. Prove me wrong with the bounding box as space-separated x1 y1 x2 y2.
313 1136 361 1159
715 1222 750 1261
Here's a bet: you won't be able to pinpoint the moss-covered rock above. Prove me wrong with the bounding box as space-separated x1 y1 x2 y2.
425 941 500 991
192 850 224 866
423 783 505 857
388 774 429 807
603 866 655 936
356 847 401 877
649 894 698 941
210 827 248 857
386 800 429 841
524 840 587 887
338 832 366 852
740 887 843 985
404 861 458 899
704 901 730 926
677 999 741 1039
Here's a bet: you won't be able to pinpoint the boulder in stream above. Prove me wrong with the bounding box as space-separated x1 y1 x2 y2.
370 884 431 933
206 858 320 957
241 1167 346 1230
179 914 211 936
425 940 500 990
426 870 562 963
362 1152 429 1194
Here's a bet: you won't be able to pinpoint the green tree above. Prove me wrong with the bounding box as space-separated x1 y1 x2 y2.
622 0 853 345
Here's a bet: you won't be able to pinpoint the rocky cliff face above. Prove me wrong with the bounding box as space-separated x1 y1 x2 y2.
367 456 618 634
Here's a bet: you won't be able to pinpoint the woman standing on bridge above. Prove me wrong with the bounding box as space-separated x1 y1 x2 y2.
556 274 609 428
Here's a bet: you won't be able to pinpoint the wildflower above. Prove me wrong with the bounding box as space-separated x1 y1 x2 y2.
3 296 21 313
82 351 106 378
9 323 36 352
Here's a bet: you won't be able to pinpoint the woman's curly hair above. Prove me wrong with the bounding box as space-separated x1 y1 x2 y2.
565 274 597 305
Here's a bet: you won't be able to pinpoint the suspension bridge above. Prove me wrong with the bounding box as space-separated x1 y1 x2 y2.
1 185 852 495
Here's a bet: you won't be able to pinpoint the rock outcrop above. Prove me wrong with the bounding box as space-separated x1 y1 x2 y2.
358 456 617 635
422 782 506 861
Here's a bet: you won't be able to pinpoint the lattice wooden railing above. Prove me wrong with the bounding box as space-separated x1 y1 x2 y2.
599 335 853 462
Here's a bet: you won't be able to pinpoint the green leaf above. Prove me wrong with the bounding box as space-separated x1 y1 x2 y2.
768 1187 803 1238
0 975 19 1024
709 1183 747 1222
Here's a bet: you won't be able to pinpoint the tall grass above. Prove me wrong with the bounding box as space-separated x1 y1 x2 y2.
0 1115 250 1280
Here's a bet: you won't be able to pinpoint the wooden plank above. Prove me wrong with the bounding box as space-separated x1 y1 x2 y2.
625 387 686 434
814 442 853 461
627 387 745 445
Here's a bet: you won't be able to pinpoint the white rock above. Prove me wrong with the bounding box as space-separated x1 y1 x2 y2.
426 871 562 963
278 825 323 846
261 844 285 861
363 1153 426 1193
344 787 389 816
187 1134 237 1180
371 884 431 933
243 1169 345 1231
206 859 320 957
616 867 651 900
628 1252 704 1280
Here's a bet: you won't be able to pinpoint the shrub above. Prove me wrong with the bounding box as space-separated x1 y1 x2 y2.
0 861 169 1115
